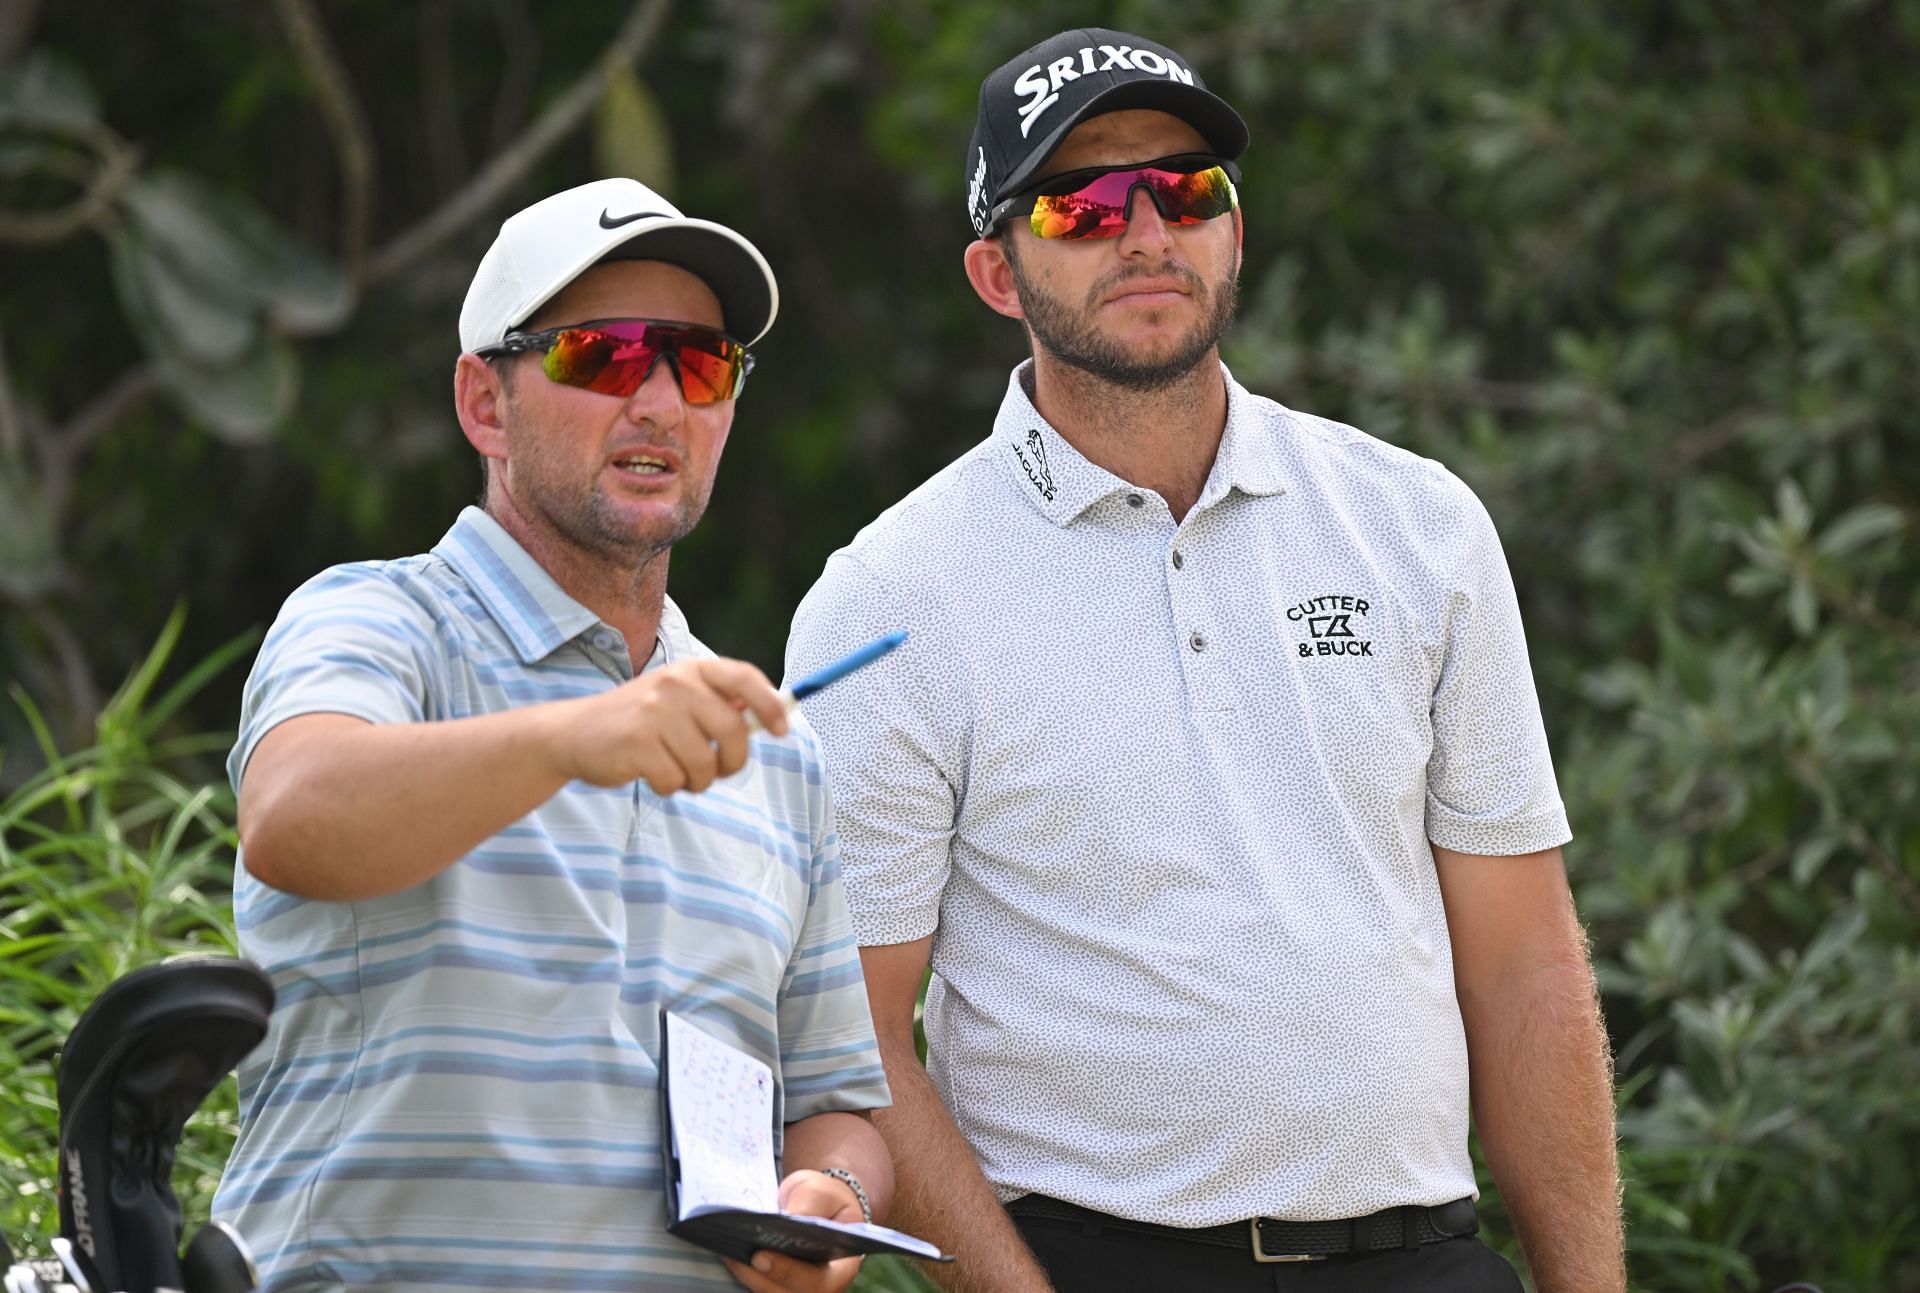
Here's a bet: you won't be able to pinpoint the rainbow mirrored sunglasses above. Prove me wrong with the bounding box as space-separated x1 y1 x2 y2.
477 318 754 404
988 154 1241 241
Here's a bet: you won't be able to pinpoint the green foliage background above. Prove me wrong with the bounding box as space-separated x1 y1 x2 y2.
2 3 1916 1290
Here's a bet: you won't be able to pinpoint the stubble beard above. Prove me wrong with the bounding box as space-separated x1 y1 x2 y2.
1007 243 1239 392
504 414 710 573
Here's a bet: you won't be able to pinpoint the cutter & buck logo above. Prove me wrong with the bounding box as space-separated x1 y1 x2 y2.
1289 594 1375 658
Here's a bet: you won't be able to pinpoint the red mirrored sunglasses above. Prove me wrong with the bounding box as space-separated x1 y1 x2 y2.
479 318 754 404
989 154 1240 241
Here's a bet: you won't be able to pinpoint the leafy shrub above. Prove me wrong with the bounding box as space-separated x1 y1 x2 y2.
4 5 1918 1290
0 609 254 1252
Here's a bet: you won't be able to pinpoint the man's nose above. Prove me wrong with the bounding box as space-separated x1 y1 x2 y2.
621 352 687 424
1116 185 1173 254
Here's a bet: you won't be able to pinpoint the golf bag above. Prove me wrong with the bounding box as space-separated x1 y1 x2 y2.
4 958 273 1293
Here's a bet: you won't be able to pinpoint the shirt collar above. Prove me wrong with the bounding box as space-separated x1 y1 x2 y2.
433 507 604 664
991 361 1292 527
1200 372 1291 506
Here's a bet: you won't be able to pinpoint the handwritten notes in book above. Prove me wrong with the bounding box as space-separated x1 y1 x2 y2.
659 1011 952 1266
662 1010 780 1216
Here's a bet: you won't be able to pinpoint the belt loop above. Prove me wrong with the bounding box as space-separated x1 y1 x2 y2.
1400 1206 1419 1250
1351 1211 1372 1253
1081 1213 1104 1240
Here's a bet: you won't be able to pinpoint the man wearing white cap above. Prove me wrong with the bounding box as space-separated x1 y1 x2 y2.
215 179 893 1293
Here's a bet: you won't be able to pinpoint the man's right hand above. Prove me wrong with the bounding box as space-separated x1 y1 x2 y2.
240 656 791 901
551 658 791 794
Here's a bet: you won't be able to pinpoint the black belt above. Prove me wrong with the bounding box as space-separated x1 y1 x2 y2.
1005 1193 1479 1263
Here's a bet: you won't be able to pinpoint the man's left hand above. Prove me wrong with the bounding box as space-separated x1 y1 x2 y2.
722 1169 865 1293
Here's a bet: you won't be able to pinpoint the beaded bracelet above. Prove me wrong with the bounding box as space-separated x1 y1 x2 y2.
820 1167 872 1224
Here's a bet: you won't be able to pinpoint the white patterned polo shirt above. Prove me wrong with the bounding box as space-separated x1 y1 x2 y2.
785 362 1570 1227
217 507 888 1293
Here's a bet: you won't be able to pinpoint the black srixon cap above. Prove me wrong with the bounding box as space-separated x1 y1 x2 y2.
964 28 1248 237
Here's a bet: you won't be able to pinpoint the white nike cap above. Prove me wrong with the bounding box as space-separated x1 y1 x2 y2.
458 177 779 351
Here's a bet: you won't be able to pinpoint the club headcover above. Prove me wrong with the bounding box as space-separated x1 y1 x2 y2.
179 1222 256 1293
55 958 273 1293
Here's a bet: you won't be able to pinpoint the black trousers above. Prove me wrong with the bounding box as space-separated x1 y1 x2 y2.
1011 1209 1526 1292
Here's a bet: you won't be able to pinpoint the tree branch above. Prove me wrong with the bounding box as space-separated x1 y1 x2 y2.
39 363 161 521
0 0 42 66
1851 823 1920 921
418 0 470 201
487 0 542 156
16 598 99 738
0 326 27 458
1290 343 1614 418
0 118 139 245
270 0 377 287
58 362 161 463
365 0 673 286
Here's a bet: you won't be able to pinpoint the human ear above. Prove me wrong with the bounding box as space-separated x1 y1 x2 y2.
453 353 510 463
962 237 1025 321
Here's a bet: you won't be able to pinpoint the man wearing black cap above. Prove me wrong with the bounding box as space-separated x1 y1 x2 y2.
218 179 893 1293
787 28 1625 1293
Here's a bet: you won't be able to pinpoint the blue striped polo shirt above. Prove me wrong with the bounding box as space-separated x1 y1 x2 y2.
215 507 890 1293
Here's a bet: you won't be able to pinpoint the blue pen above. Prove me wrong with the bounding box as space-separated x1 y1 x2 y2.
746 630 908 732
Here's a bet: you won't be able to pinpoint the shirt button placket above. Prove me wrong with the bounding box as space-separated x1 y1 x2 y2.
1168 516 1216 705
589 629 633 682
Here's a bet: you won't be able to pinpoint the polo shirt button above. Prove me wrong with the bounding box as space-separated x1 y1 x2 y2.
1126 494 1144 508
593 631 618 651
1172 550 1185 570
1189 632 1207 652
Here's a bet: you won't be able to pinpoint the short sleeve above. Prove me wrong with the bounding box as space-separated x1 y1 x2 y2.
1424 485 1573 856
784 551 966 946
776 750 892 1122
229 563 447 793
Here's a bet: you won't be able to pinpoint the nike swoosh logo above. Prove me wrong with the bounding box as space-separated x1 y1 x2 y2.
599 208 667 228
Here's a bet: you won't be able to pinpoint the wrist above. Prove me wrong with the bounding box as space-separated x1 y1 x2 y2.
529 695 586 784
819 1167 872 1223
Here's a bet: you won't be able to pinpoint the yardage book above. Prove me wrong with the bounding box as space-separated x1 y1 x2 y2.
658 1010 952 1266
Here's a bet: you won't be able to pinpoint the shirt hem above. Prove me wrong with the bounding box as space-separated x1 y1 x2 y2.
1427 809 1572 858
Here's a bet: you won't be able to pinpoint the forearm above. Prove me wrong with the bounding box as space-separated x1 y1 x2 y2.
237 706 575 900
1461 958 1625 1293
782 1111 895 1221
872 1036 1052 1293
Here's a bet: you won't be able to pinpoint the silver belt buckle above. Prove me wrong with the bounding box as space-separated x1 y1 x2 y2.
1249 1219 1327 1263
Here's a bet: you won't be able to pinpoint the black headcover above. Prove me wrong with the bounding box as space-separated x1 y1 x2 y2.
55 958 273 1293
